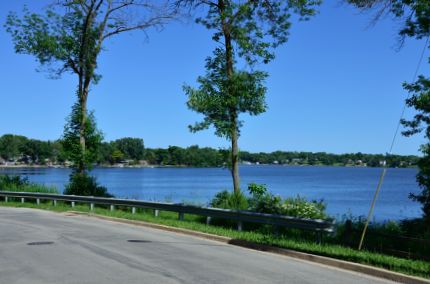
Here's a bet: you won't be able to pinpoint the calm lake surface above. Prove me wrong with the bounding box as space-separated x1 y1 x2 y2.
0 166 422 221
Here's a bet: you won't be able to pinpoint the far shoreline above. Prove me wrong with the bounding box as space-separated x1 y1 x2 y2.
0 164 417 169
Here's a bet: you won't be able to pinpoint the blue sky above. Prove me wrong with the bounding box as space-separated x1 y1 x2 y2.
0 1 427 155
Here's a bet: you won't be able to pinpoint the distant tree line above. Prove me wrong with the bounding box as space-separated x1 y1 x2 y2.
0 134 419 168
240 151 419 168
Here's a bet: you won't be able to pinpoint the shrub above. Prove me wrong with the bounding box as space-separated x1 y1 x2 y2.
248 183 283 214
0 174 58 193
400 218 430 239
281 196 328 219
210 190 248 210
210 183 330 220
0 175 29 189
64 172 113 197
247 183 267 197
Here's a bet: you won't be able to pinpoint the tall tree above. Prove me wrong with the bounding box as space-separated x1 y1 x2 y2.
403 78 430 220
176 0 320 193
5 0 175 174
347 0 430 219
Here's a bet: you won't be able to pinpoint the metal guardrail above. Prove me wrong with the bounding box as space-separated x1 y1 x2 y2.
0 191 335 235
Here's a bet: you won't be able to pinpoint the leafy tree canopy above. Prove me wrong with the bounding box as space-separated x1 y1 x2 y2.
184 48 267 138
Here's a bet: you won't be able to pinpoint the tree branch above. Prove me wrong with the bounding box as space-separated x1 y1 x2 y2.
102 15 170 39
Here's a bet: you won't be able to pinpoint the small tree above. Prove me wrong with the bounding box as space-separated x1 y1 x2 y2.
347 0 430 220
62 100 103 170
61 99 112 196
177 0 320 193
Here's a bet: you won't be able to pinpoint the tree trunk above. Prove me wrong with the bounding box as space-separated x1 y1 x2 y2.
220 0 240 194
79 90 88 175
231 114 240 194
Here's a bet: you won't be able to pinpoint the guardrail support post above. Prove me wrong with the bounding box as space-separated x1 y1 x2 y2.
90 203 94 211
316 231 322 244
132 207 136 214
71 201 75 208
237 221 243 232
154 209 159 217
178 212 184 221
5 196 8 203
36 198 40 205
53 200 57 206
273 225 280 237
21 197 25 204
110 205 115 211
206 216 212 225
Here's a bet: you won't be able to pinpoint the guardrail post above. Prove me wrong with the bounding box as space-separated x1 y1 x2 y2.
110 205 115 211
316 231 322 244
21 197 25 204
90 203 94 211
132 207 136 214
237 221 243 232
36 198 40 205
178 212 184 221
5 196 8 203
53 200 57 206
342 220 353 246
273 225 280 237
154 209 159 217
71 201 75 208
206 216 212 225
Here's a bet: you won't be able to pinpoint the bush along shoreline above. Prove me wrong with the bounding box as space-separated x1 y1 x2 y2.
210 183 330 220
0 175 58 194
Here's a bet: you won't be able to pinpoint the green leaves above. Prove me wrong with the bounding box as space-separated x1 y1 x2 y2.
188 0 320 66
347 0 430 41
62 100 103 171
4 3 113 82
184 48 267 138
181 0 320 140
5 7 84 78
401 75 430 220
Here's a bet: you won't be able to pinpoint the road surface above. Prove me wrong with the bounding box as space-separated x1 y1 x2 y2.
0 207 393 284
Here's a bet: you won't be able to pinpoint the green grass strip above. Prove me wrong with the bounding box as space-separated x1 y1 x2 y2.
1 201 429 279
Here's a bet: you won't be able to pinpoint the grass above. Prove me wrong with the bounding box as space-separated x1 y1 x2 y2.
0 183 58 193
0 175 58 194
0 200 429 279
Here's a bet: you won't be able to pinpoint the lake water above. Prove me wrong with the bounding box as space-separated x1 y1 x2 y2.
0 166 422 221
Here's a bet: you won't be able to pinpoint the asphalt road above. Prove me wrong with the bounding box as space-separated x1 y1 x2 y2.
0 207 394 284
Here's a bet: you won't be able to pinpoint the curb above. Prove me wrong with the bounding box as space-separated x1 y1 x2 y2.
69 211 430 284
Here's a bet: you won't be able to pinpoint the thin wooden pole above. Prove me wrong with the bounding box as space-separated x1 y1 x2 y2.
358 166 387 250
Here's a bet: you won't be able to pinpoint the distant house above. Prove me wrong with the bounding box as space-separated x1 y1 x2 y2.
0 157 5 165
291 158 302 165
